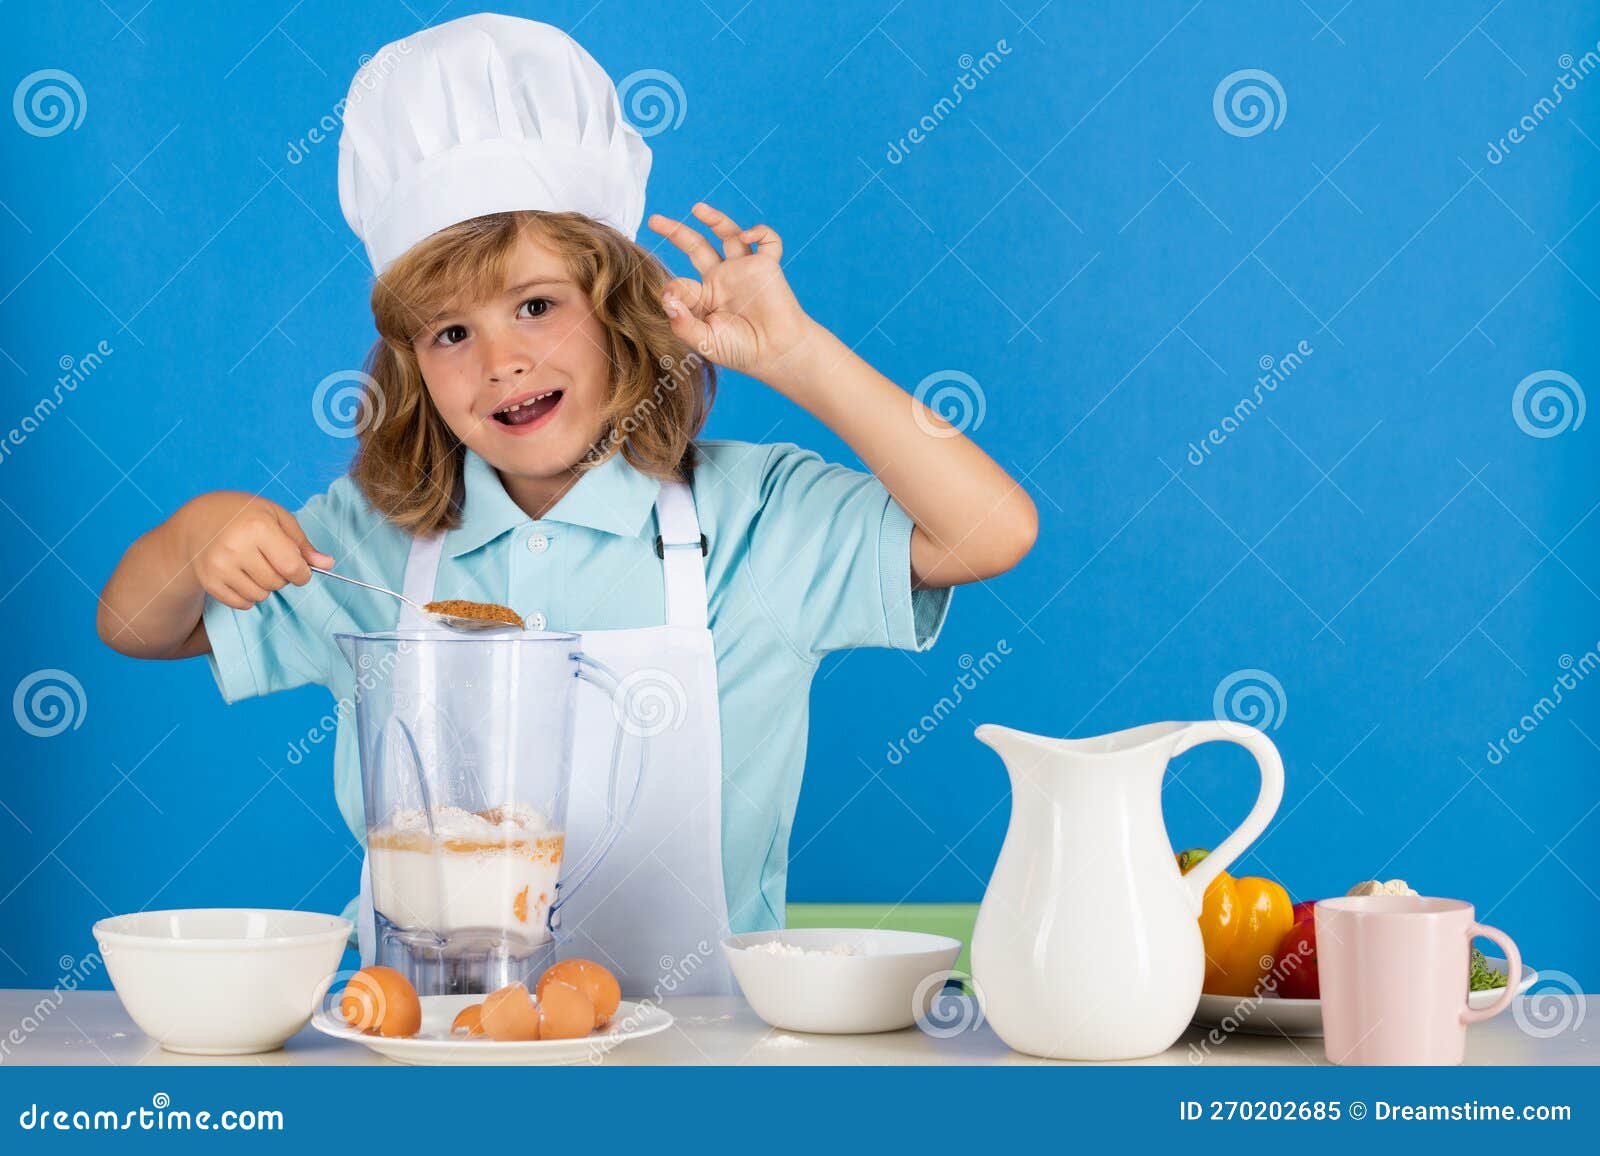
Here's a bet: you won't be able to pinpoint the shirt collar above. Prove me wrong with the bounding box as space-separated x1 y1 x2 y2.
447 449 662 558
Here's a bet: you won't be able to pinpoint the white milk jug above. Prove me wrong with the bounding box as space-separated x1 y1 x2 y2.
970 721 1284 1060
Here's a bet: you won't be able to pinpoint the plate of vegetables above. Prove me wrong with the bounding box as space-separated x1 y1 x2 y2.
1177 849 1537 1038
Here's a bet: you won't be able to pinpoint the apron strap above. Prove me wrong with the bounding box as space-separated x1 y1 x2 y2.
398 531 446 629
653 480 707 630
396 479 708 629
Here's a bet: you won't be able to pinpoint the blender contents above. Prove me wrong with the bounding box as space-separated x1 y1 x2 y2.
368 803 564 939
340 966 422 1038
423 598 525 628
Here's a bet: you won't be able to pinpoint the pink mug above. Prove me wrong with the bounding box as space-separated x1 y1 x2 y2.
1316 895 1522 1065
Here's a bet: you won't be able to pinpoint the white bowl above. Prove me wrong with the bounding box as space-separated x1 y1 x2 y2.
722 928 963 1034
92 908 351 1055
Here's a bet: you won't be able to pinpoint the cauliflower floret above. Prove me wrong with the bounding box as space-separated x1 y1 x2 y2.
1346 879 1417 897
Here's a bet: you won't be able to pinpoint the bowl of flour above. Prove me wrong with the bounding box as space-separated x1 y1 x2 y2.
721 928 962 1034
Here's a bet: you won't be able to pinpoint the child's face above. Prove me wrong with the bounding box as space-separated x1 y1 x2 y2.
412 232 612 482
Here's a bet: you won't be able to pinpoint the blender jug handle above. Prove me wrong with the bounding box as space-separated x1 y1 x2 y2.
550 654 645 922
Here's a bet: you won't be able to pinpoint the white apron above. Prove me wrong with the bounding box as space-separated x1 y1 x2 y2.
356 480 736 996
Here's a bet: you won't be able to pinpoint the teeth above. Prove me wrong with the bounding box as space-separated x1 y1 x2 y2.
496 390 556 416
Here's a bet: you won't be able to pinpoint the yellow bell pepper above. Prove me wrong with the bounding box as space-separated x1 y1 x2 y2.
1176 847 1294 997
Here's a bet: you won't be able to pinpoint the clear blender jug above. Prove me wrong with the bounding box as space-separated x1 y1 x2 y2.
335 629 639 994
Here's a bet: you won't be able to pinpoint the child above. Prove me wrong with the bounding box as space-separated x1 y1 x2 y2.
97 14 1036 995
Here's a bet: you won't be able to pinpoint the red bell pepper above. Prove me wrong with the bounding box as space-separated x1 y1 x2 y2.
1272 906 1319 999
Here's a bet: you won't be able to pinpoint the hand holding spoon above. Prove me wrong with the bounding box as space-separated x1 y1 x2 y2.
311 567 524 631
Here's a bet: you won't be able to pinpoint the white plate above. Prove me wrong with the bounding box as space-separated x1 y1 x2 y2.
1192 961 1538 1038
311 995 673 1065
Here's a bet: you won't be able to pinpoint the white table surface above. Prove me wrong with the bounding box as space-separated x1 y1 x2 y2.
2 990 1594 1066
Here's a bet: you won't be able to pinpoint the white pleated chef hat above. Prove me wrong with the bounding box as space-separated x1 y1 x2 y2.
337 13 651 275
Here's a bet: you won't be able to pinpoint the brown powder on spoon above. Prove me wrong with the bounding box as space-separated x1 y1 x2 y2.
423 599 525 628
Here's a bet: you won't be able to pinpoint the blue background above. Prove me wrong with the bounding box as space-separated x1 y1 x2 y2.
2 0 1596 990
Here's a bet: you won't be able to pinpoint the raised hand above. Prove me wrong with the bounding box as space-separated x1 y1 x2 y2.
646 203 816 381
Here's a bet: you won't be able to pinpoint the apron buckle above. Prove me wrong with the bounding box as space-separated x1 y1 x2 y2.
654 533 708 559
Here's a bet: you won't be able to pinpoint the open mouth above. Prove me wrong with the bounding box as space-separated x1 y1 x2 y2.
491 389 564 429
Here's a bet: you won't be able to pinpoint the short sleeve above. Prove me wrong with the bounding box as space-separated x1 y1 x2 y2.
744 443 951 660
203 478 389 703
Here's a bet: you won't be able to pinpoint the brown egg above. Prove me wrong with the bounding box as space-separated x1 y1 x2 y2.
340 966 421 1039
537 980 595 1040
537 959 620 1027
450 1003 486 1037
480 982 542 1041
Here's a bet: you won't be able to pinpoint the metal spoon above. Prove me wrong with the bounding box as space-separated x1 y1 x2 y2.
310 567 521 632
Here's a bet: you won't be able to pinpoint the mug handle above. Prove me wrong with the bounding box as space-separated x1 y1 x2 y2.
1461 922 1523 1024
1170 721 1286 906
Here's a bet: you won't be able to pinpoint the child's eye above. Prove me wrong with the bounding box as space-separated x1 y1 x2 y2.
429 298 550 347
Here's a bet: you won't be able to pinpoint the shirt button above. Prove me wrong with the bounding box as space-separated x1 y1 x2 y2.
528 611 547 630
527 533 550 554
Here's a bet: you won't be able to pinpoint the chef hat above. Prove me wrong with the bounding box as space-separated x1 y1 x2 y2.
337 13 652 275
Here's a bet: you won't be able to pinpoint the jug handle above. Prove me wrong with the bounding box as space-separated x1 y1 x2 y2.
1170 721 1285 908
550 655 646 921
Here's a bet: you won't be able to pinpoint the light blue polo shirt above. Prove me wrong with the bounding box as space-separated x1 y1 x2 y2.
203 441 950 932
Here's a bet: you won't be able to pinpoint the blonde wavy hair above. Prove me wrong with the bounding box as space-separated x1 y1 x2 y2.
351 211 715 534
